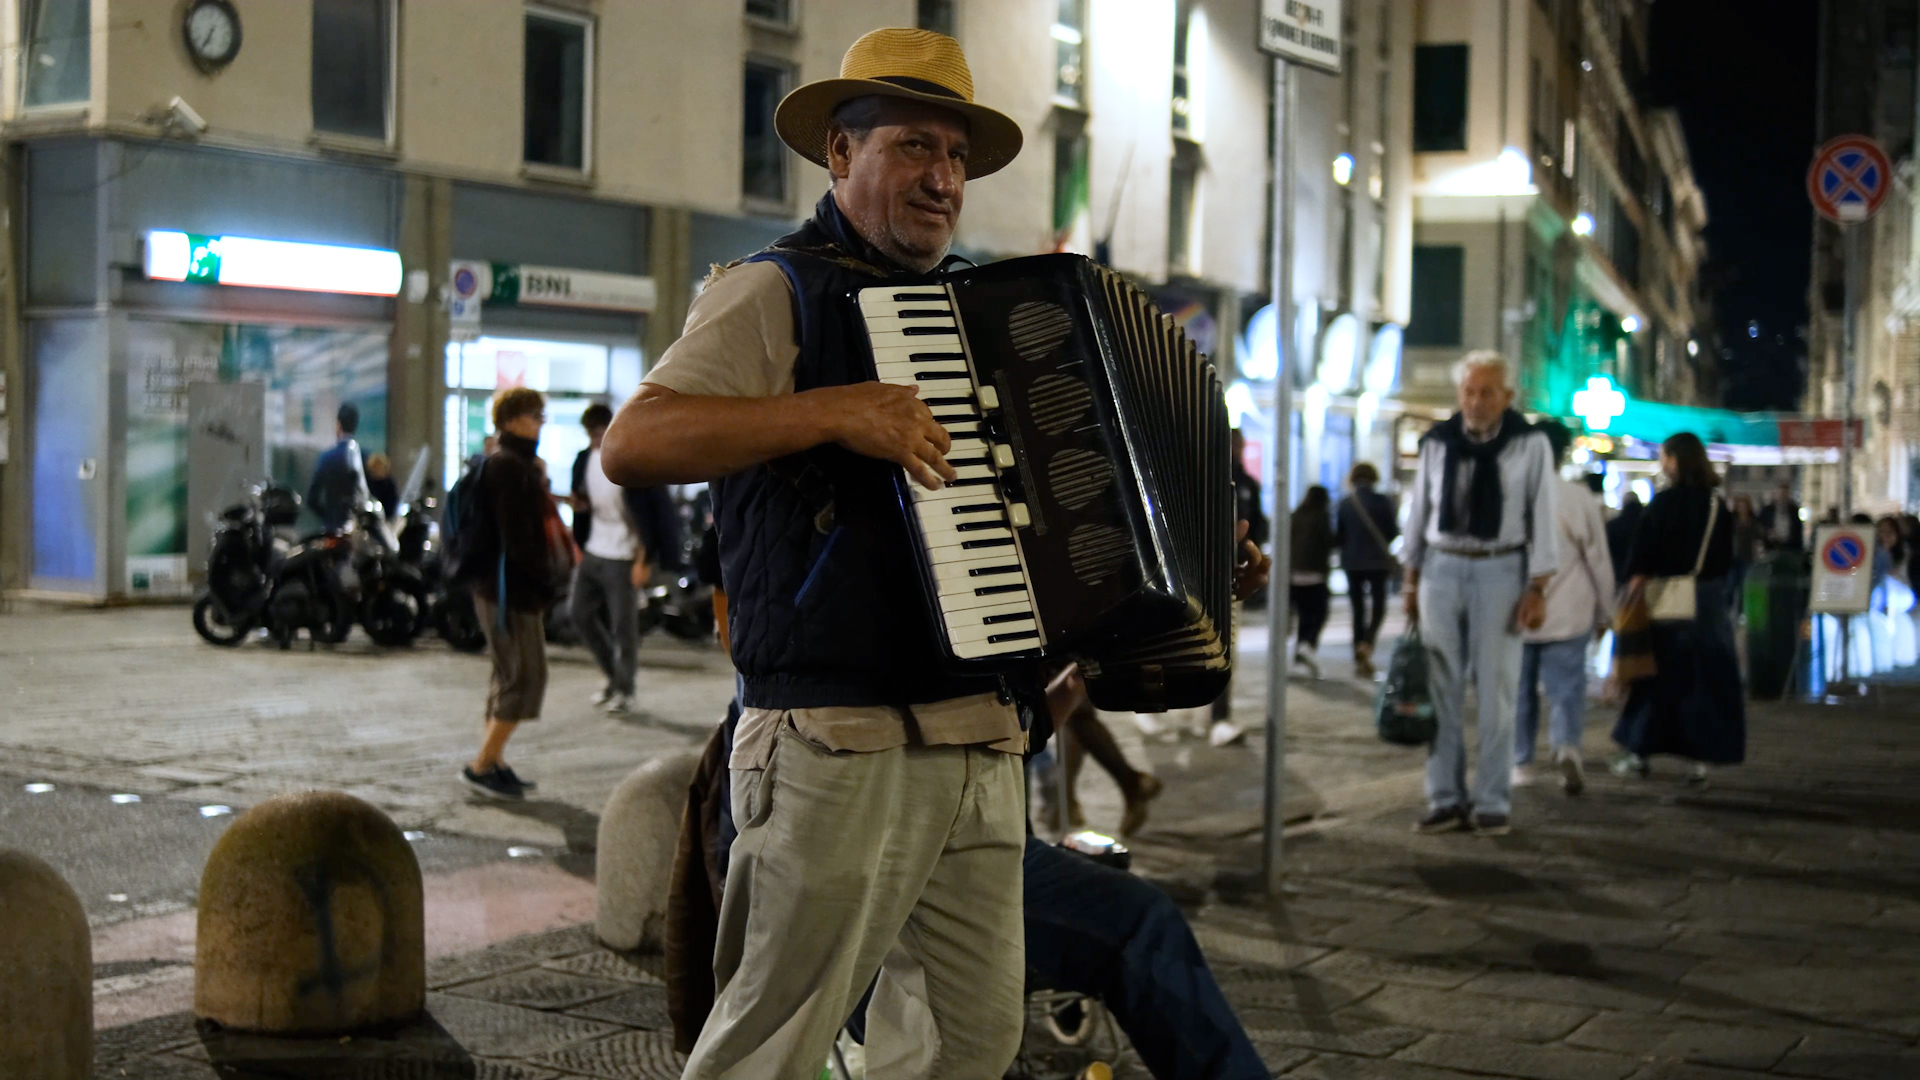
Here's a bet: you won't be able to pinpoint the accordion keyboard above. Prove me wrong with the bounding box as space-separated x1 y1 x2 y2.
858 287 1044 660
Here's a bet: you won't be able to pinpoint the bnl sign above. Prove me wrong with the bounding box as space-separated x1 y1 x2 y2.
1808 136 1892 223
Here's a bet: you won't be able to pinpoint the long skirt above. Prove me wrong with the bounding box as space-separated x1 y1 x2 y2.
1613 575 1747 765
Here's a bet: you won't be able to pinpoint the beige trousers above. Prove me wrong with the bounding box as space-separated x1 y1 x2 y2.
680 723 1026 1080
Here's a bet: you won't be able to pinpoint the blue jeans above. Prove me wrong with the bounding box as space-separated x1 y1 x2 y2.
1516 636 1588 765
1022 838 1267 1080
1418 550 1527 817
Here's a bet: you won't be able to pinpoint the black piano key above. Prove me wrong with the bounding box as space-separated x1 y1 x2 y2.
952 503 1001 514
960 537 1015 549
911 352 968 362
924 397 974 407
891 290 947 301
982 612 1035 625
915 370 969 381
902 325 958 336
966 564 1022 577
896 309 955 319
954 519 1006 532
974 583 1027 596
948 477 997 487
987 629 1041 644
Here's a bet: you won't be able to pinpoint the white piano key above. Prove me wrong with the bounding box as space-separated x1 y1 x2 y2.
945 603 1040 645
938 587 1036 613
867 331 961 351
875 360 969 379
911 379 975 399
992 444 1016 469
977 385 1000 410
930 552 1028 589
920 521 1012 551
864 315 958 335
859 292 952 316
951 635 1037 659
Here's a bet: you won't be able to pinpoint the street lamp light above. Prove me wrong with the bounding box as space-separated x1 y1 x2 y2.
1332 153 1354 186
1621 315 1640 334
1571 212 1595 237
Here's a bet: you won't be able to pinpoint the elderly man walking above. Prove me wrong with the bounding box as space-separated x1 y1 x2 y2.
1404 352 1558 835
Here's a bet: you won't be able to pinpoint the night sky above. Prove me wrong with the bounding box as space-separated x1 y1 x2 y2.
1648 0 1818 411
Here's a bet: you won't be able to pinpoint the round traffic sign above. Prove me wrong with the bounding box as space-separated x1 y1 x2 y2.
1808 135 1892 223
1821 532 1868 574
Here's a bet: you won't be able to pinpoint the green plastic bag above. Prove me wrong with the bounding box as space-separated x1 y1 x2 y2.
1374 627 1437 746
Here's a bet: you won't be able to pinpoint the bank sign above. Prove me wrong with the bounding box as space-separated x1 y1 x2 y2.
449 260 656 322
1258 0 1342 74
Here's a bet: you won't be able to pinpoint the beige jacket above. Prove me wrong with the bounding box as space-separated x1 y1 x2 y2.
1526 477 1616 643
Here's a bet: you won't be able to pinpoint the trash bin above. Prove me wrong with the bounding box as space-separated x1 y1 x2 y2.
1744 550 1810 699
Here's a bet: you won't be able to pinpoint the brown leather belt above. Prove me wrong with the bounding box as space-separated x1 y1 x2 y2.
1433 545 1524 560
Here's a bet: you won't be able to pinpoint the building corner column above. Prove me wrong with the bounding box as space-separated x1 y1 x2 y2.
392 174 452 491
645 207 693 371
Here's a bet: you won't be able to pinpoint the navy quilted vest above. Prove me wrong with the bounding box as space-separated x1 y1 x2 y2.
714 193 1002 709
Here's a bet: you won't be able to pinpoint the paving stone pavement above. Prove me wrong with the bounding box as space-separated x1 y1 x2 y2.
9 606 1920 1077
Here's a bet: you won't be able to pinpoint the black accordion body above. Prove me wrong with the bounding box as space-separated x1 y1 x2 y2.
853 252 1234 712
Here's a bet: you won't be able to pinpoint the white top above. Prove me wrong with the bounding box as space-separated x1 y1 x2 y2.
1526 477 1617 643
1403 421 1561 579
583 449 638 561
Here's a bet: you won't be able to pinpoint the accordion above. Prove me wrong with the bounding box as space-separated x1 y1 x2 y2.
854 253 1234 712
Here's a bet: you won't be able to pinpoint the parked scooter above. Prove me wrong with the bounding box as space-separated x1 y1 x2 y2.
192 482 302 646
349 499 429 647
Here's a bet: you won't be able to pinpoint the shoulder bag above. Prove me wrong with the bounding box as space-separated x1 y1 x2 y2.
1350 495 1402 578
1644 495 1719 623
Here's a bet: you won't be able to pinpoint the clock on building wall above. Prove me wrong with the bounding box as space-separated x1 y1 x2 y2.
182 0 242 73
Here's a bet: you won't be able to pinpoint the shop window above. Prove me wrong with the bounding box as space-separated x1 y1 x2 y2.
525 7 593 172
443 336 615 496
917 0 955 36
1412 44 1469 152
743 60 790 204
1053 0 1086 108
1168 143 1199 277
312 0 393 142
22 0 89 108
1052 130 1090 252
1407 245 1465 347
745 0 791 25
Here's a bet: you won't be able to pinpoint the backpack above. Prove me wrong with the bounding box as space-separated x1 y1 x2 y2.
440 457 497 586
1374 627 1438 746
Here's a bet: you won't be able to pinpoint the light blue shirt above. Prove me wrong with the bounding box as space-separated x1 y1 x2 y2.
1404 421 1560 579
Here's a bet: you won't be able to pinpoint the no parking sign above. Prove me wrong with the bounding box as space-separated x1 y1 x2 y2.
1808 136 1892 223
1811 525 1874 614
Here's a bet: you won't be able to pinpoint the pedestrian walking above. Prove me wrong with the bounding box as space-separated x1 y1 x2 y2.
1289 485 1335 679
306 402 371 532
1606 491 1643 587
1758 480 1804 551
1515 421 1613 796
1039 663 1163 836
600 30 1036 1077
1334 462 1398 679
1611 432 1743 786
1403 351 1558 836
459 387 557 801
569 403 649 714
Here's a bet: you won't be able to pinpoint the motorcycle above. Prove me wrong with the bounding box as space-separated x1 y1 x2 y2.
348 499 429 647
192 482 300 646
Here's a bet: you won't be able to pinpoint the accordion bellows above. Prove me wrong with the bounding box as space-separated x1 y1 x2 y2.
855 253 1235 712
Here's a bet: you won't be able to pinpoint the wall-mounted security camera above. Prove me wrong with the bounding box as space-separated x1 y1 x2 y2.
166 96 208 137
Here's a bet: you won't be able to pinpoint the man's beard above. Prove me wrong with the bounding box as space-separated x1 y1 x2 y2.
875 220 951 273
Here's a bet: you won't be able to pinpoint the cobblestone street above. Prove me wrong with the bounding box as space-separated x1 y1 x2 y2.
6 605 1919 1078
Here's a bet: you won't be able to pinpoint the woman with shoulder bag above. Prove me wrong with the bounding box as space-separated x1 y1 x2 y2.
1611 432 1744 785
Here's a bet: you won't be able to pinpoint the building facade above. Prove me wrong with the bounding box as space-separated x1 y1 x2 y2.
1404 0 1711 445
0 0 1409 599
1805 0 1920 515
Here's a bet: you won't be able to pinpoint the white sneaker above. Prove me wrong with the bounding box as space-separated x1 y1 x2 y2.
605 693 636 714
590 685 615 707
1292 650 1321 679
1556 749 1586 795
1511 765 1531 788
1209 720 1246 747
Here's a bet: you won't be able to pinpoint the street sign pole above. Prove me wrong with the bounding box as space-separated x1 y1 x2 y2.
1256 0 1339 896
1806 134 1888 690
1261 54 1297 897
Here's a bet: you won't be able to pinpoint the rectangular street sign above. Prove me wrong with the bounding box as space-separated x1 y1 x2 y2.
1258 0 1343 73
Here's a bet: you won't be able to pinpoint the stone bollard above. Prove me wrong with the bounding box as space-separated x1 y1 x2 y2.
0 850 91 1080
596 750 702 951
195 791 424 1034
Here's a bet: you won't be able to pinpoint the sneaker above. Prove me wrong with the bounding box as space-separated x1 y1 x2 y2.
1471 812 1512 836
1414 805 1469 834
1556 749 1586 795
605 692 636 714
1208 720 1246 747
1354 643 1376 680
1293 650 1321 679
1609 753 1650 779
461 765 525 801
590 685 615 707
498 764 537 791
1685 762 1710 789
1511 764 1532 788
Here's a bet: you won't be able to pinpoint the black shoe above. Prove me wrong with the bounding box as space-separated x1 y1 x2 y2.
1414 806 1469 834
1471 812 1512 836
462 765 525 801
498 764 536 791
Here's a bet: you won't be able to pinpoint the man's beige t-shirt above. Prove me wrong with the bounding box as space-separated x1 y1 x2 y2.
644 259 1025 769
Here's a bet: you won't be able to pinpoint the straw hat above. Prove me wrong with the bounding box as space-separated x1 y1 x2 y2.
775 28 1024 178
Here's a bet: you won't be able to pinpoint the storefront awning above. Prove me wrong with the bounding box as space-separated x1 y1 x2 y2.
1569 376 1861 455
